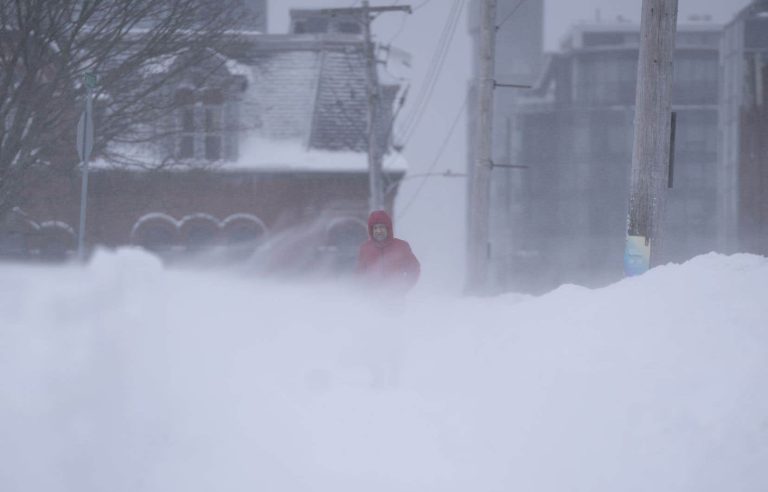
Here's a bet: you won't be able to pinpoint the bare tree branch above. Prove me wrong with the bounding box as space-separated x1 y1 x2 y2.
0 0 258 216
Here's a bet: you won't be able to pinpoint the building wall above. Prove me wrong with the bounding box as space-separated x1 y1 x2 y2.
467 0 545 290
500 24 722 294
0 27 408 269
720 0 768 256
13 169 401 270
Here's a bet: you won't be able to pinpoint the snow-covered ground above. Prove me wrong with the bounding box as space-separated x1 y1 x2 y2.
1 249 767 492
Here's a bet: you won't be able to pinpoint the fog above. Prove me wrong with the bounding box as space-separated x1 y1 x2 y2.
270 0 754 293
1 249 767 491
1 1 767 490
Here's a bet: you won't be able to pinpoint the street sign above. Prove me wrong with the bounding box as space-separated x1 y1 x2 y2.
83 72 97 90
76 106 93 163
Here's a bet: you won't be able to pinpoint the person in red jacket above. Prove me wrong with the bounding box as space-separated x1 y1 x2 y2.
356 210 420 290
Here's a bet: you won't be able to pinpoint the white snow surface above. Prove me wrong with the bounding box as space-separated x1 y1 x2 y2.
1 250 767 492
234 138 408 173
91 140 408 174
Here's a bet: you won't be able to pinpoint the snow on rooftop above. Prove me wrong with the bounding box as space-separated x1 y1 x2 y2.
0 251 766 491
90 138 407 174
225 58 254 84
230 138 407 173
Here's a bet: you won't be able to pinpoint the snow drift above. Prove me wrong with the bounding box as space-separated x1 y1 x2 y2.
0 250 766 492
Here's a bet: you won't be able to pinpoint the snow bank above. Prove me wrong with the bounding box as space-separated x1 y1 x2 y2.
0 251 766 492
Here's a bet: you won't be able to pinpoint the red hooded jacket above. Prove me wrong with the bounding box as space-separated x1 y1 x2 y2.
356 210 420 288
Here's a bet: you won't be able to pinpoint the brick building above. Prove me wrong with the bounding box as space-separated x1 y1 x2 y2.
4 12 407 273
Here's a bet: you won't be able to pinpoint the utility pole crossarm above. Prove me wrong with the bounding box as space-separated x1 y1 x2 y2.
494 82 532 89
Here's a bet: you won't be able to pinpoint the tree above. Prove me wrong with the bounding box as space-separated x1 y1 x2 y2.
0 0 255 217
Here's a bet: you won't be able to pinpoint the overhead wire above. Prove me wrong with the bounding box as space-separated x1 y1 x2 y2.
395 0 464 147
396 91 468 220
395 0 460 121
396 0 534 219
395 0 461 140
413 0 434 11
384 10 409 46
497 0 529 30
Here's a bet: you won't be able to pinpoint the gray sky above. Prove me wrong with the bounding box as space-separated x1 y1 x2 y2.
268 0 752 292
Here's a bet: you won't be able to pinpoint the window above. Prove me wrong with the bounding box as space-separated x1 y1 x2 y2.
337 21 362 34
583 32 626 48
745 18 768 50
175 88 226 161
294 17 329 34
591 112 632 158
576 56 637 105
676 111 717 159
326 219 368 272
673 54 719 104
176 89 195 159
203 89 223 161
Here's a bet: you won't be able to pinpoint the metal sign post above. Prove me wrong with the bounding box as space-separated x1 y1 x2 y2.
77 73 96 261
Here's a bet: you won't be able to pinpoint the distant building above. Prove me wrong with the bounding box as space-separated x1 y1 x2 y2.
491 21 722 294
719 0 768 256
290 9 363 35
4 10 407 272
466 0 545 286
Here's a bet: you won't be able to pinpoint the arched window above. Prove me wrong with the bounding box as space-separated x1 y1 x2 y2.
36 222 76 261
131 213 179 254
326 218 368 272
179 214 220 252
0 208 38 259
222 214 268 259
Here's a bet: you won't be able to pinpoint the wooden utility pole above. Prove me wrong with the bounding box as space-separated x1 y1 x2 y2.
466 0 497 294
624 0 678 276
321 2 411 213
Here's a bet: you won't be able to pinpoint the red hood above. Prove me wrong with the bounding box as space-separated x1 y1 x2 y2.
368 210 393 241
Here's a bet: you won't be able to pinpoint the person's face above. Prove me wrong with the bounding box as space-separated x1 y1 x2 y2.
372 223 388 242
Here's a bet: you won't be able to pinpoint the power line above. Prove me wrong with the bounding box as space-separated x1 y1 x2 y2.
396 0 464 146
497 0 528 30
385 10 409 45
413 0 434 10
397 0 462 140
397 92 468 220
395 0 459 140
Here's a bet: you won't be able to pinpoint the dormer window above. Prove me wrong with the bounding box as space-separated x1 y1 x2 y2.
176 89 196 159
174 87 225 161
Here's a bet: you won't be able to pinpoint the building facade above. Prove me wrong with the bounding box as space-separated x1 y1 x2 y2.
491 21 722 294
2 10 407 273
466 0 545 287
719 0 768 256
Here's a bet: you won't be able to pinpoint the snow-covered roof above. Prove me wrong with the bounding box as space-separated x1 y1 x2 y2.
236 35 400 154
91 139 407 174
94 33 408 175
230 138 407 173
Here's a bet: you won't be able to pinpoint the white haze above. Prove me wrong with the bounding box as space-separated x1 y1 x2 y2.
269 0 754 293
1 249 767 491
